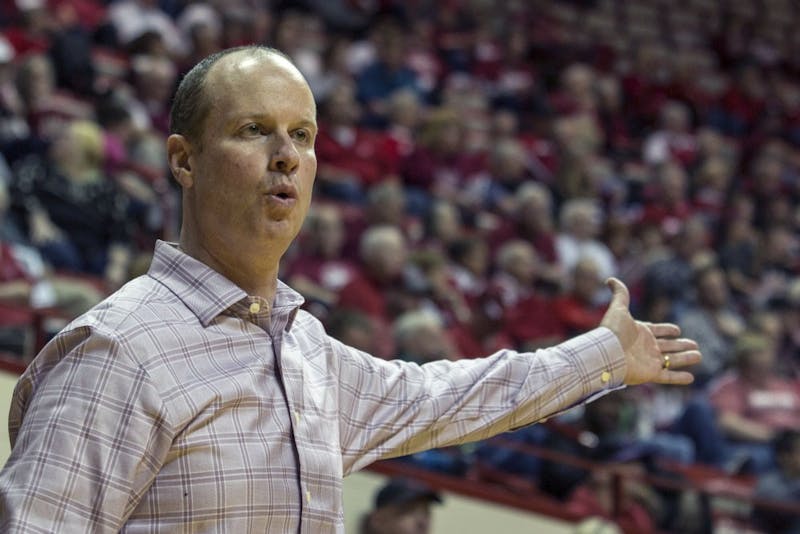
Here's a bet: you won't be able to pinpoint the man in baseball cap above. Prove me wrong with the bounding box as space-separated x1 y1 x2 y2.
360 478 443 534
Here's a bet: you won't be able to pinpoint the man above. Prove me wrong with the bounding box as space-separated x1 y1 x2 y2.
359 478 442 534
0 46 700 532
752 429 800 533
709 331 800 472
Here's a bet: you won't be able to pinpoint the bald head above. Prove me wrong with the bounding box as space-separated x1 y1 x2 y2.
170 46 298 144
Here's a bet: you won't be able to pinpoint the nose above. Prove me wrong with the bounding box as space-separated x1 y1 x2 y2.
268 132 300 174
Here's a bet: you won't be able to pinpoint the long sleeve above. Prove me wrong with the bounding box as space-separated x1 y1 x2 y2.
333 326 626 474
0 327 174 533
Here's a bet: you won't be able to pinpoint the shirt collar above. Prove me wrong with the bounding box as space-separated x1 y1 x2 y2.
148 240 304 329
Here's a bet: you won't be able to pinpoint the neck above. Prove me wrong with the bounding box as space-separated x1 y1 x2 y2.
179 232 281 303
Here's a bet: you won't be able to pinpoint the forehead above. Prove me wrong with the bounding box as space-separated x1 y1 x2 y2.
204 51 316 120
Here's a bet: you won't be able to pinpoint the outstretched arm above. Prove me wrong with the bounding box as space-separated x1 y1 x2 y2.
600 277 701 386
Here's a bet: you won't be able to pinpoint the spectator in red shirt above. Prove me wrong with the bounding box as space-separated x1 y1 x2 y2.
15 53 92 143
287 203 358 320
550 63 597 116
554 257 608 337
341 181 422 258
709 332 800 472
384 89 421 166
640 161 694 229
338 225 414 359
714 63 767 138
642 100 698 168
489 240 564 350
5 2 52 56
315 82 400 203
400 107 476 215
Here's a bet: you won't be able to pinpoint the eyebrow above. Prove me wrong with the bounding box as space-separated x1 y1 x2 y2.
230 114 318 132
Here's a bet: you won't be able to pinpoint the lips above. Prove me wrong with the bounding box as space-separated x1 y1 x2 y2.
266 183 298 200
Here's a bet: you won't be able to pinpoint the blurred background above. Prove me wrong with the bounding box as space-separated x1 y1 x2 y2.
0 0 799 531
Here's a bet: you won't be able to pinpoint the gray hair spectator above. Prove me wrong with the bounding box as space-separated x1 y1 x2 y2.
556 198 617 283
394 309 457 364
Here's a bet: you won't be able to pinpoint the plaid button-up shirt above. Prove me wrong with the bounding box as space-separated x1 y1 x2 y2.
0 240 625 533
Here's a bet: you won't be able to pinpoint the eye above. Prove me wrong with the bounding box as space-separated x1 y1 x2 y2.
242 123 263 136
292 129 312 143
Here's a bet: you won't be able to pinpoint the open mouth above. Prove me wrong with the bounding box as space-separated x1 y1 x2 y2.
266 183 298 201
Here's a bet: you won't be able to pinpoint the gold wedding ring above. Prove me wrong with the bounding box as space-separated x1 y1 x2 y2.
662 354 671 370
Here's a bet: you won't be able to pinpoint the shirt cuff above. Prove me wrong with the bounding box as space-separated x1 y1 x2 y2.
544 326 627 420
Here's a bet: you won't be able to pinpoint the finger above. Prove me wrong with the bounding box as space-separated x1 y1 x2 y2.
646 322 681 338
656 338 699 354
658 349 702 369
606 277 630 309
655 370 696 385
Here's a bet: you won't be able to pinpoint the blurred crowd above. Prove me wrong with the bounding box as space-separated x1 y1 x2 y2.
0 0 799 531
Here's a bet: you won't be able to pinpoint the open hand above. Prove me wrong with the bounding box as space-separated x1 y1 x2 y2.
600 278 701 385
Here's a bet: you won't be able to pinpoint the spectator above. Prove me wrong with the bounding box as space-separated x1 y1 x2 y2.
341 181 421 258
691 155 735 227
178 5 223 73
324 308 378 356
393 309 458 364
400 107 476 215
708 332 800 473
107 0 187 58
642 100 698 168
462 137 532 216
128 54 176 135
359 478 442 534
719 193 760 305
356 18 422 128
744 146 796 232
287 203 357 318
446 235 489 307
554 257 608 337
0 35 28 146
384 89 421 165
315 82 398 202
420 199 465 254
640 162 693 230
5 1 52 56
10 119 132 288
679 264 745 385
750 224 800 309
644 216 714 319
15 53 91 144
555 198 616 283
551 63 597 116
338 225 412 358
489 240 563 349
752 429 800 534
0 177 102 356
499 182 562 289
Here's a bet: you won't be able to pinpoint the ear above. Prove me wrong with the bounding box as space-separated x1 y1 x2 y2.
167 134 195 188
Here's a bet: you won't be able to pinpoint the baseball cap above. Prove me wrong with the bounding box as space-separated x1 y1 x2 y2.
374 479 442 509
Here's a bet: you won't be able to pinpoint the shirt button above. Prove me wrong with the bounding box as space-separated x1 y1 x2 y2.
294 410 301 425
305 490 312 504
249 302 261 314
600 371 611 384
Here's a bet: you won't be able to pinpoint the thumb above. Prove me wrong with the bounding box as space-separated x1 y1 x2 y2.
606 277 630 309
